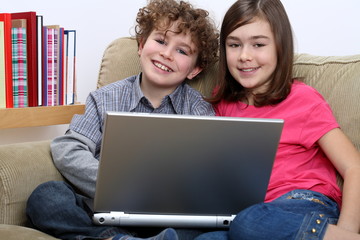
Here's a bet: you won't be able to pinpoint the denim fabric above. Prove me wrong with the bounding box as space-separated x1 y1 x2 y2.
195 190 339 240
26 181 125 240
26 181 199 240
194 231 229 240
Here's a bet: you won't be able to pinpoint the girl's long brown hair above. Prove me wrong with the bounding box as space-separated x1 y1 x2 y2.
209 0 294 107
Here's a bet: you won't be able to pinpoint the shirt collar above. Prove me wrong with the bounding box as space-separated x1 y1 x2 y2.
129 74 145 111
167 82 186 114
130 73 186 114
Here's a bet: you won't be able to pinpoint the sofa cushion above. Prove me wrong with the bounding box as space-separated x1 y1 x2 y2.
293 54 360 151
0 141 64 226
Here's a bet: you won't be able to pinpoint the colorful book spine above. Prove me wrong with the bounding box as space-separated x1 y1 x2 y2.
11 11 38 107
46 27 54 106
11 27 28 108
53 26 58 106
12 19 28 108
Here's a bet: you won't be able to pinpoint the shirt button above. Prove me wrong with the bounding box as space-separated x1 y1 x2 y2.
312 228 317 233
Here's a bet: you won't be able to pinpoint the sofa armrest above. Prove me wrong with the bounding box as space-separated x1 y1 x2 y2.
0 224 59 240
0 140 64 226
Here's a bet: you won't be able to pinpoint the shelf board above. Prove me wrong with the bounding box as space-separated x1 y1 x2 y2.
0 104 85 129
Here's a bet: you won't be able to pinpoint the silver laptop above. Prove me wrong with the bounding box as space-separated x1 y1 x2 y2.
93 111 283 228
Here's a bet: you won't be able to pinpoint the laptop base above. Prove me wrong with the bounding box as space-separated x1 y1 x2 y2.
93 212 236 228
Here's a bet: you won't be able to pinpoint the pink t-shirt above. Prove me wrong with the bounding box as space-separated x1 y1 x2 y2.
215 81 342 206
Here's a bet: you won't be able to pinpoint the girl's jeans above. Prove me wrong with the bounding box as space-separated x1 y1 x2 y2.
195 189 340 240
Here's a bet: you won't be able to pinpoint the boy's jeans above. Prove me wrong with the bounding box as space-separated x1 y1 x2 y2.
26 181 123 240
195 190 339 240
26 181 201 240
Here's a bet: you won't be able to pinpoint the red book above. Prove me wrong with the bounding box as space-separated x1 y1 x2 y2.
0 13 13 108
11 11 38 107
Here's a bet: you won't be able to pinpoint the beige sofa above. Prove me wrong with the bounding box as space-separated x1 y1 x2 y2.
1 37 359 239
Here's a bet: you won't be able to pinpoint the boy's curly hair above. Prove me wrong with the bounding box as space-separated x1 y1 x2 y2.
135 0 219 70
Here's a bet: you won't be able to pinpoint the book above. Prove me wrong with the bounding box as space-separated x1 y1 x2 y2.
36 15 43 106
0 21 6 108
41 25 47 106
64 30 76 105
0 22 6 108
11 19 28 108
48 26 57 106
0 13 13 108
11 11 38 107
43 26 55 106
44 25 63 106
58 27 65 105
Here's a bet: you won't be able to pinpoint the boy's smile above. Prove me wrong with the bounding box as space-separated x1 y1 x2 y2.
153 61 173 72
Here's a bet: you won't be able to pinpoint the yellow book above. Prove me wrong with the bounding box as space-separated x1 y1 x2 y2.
0 21 6 108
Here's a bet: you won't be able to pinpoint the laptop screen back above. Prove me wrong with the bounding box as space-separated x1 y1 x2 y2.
94 112 283 216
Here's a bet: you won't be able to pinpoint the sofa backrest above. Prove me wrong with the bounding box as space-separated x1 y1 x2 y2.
97 37 360 151
292 54 360 151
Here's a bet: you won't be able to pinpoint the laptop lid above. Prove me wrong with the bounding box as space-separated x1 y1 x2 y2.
93 111 283 228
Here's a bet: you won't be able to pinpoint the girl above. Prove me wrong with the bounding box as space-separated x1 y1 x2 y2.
197 0 360 239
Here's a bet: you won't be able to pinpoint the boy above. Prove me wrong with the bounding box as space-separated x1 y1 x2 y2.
26 0 219 240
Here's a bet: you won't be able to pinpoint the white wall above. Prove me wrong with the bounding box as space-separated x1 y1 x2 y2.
1 0 360 145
